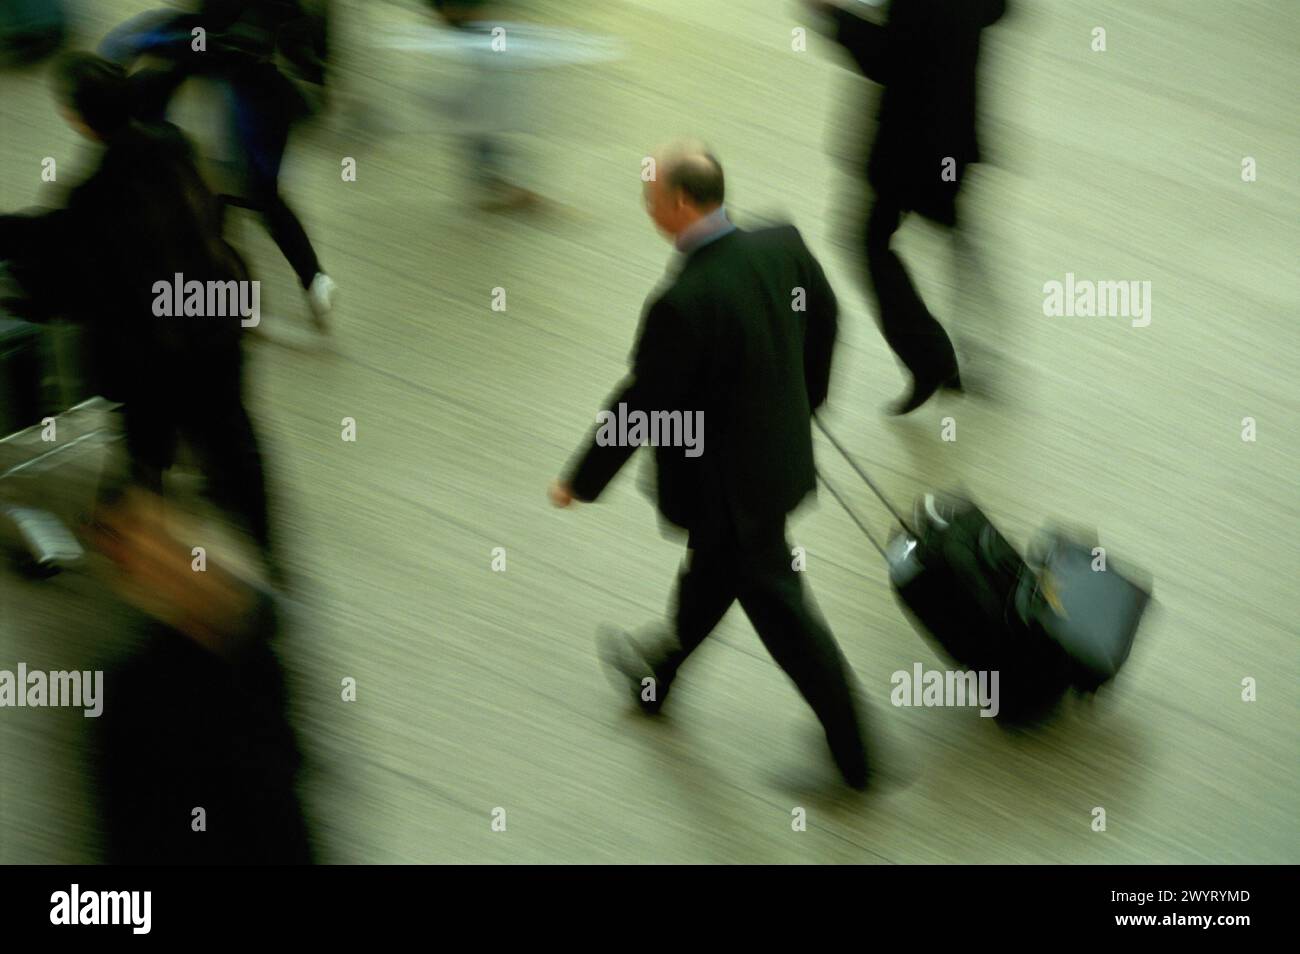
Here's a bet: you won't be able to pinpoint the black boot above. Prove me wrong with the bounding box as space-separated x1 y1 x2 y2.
887 369 963 416
597 628 666 715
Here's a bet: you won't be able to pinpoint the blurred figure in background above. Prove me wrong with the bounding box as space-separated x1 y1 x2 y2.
0 52 283 583
808 0 1007 414
0 0 67 63
88 488 312 864
426 0 541 211
550 143 869 789
100 0 338 331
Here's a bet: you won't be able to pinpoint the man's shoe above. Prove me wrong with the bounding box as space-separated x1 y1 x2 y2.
597 627 665 715
841 762 870 791
306 273 337 333
886 369 962 416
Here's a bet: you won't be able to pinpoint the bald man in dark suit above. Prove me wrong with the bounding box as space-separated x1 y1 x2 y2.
551 144 869 789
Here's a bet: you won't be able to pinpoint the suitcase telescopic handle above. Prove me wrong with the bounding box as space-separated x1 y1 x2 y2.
812 415 917 553
814 467 890 558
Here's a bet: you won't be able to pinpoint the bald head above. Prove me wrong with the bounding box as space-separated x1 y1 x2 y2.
660 147 725 207
644 141 725 240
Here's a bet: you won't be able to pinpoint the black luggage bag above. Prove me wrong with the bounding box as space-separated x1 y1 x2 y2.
884 491 1074 718
1021 532 1152 691
814 419 1151 720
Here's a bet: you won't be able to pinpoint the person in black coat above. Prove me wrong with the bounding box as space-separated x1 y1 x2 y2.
0 53 280 579
810 0 1007 414
88 489 312 864
550 143 869 789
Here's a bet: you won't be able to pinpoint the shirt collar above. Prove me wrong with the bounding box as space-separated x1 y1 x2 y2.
674 206 736 254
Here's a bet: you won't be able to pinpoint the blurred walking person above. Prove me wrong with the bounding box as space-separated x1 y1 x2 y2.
808 0 1007 414
426 0 541 210
88 489 312 864
100 0 338 331
0 53 284 582
550 143 869 789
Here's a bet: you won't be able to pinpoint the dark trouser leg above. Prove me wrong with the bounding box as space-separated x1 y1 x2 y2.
735 525 868 787
235 83 322 288
646 544 738 695
864 196 958 384
188 394 275 559
122 404 176 496
261 190 321 289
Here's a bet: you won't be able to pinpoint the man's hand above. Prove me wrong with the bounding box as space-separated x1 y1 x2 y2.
549 479 576 508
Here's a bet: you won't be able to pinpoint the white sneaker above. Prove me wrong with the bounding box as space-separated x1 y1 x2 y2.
306 273 336 331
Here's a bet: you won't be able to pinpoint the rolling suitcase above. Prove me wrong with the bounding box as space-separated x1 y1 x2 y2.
814 418 1150 719
1021 532 1152 691
883 491 1073 718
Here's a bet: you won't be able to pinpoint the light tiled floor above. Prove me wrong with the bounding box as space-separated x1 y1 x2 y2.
0 0 1296 863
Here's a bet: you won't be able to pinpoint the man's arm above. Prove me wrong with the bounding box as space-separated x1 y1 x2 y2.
564 375 640 504
797 236 839 411
563 296 703 503
812 1 891 84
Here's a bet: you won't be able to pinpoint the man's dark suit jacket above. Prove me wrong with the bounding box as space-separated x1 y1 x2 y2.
566 224 837 541
831 0 1007 221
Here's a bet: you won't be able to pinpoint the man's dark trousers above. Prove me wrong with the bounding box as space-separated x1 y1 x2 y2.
647 514 869 788
864 193 960 388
